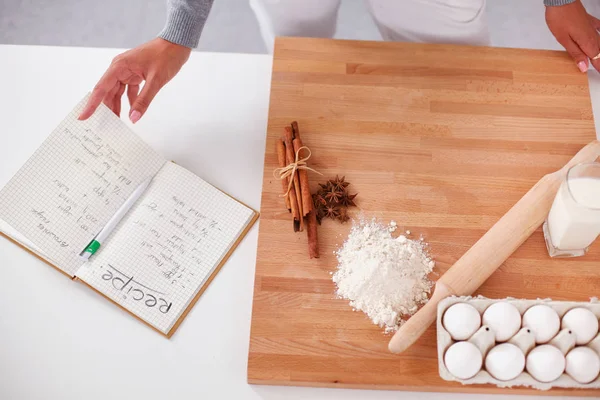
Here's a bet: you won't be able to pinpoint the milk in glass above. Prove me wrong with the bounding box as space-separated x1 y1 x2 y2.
544 164 600 257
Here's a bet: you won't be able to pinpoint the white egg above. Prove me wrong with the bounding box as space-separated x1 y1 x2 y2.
561 308 599 345
485 343 525 381
443 303 481 341
566 346 600 384
522 305 560 343
444 341 483 380
526 345 566 383
482 302 521 342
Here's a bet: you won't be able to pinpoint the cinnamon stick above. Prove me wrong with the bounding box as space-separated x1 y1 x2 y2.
292 137 313 216
276 139 291 212
283 127 304 231
306 211 319 258
289 182 301 232
291 121 300 137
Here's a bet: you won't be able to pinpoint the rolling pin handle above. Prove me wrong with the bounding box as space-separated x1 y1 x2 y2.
388 282 452 354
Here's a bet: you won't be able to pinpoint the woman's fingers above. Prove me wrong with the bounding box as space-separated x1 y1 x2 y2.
560 37 590 72
572 30 600 71
127 84 140 109
113 83 126 117
103 81 122 115
129 78 163 123
571 29 600 58
78 66 120 120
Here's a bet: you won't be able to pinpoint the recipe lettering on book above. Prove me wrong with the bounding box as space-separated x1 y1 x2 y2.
76 162 256 333
0 98 165 275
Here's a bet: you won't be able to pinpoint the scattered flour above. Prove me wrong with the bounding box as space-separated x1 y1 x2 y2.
333 218 435 333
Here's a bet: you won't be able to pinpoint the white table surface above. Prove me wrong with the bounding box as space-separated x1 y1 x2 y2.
0 45 598 400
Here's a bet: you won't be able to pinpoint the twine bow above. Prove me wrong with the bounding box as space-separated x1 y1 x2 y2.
273 146 322 197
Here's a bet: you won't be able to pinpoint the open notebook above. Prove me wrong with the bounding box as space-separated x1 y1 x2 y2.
0 96 258 336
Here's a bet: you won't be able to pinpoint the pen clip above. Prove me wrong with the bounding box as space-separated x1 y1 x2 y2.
79 233 100 260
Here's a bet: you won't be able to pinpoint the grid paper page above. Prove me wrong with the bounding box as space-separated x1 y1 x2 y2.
76 162 255 334
0 96 165 276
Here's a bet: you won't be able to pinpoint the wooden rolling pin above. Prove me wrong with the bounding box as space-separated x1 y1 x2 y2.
388 140 600 354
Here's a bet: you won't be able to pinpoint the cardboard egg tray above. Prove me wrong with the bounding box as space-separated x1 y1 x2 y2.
437 296 600 390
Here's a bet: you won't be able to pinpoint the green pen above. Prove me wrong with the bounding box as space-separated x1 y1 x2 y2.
81 177 152 260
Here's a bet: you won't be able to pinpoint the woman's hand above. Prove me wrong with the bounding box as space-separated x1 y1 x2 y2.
78 38 191 123
546 0 600 73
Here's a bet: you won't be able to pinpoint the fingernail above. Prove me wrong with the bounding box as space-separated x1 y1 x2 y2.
130 110 141 124
578 61 588 73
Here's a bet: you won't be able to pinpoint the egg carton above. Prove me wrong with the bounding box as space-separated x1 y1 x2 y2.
437 296 600 390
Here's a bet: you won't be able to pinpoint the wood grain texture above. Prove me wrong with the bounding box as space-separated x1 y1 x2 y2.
249 37 600 395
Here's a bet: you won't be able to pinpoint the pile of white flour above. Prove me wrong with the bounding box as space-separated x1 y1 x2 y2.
333 218 435 332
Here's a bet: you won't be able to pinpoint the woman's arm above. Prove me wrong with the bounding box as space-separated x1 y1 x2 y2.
79 0 215 122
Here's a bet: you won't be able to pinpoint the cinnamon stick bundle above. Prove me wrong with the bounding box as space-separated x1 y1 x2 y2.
283 126 304 232
275 121 319 257
291 124 313 217
276 137 300 231
292 121 319 258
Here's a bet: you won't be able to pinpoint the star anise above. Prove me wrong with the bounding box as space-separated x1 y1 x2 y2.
331 175 350 191
324 188 343 204
338 207 350 223
319 181 333 193
313 176 358 224
312 193 326 207
313 194 327 224
324 204 341 220
339 192 357 207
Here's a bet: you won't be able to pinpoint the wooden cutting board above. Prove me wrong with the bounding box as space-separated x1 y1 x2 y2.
248 37 600 396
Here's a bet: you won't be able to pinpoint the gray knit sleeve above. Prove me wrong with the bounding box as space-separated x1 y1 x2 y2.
544 0 575 5
158 0 215 48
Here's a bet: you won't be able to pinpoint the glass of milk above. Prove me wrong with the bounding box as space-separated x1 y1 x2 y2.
543 163 600 258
